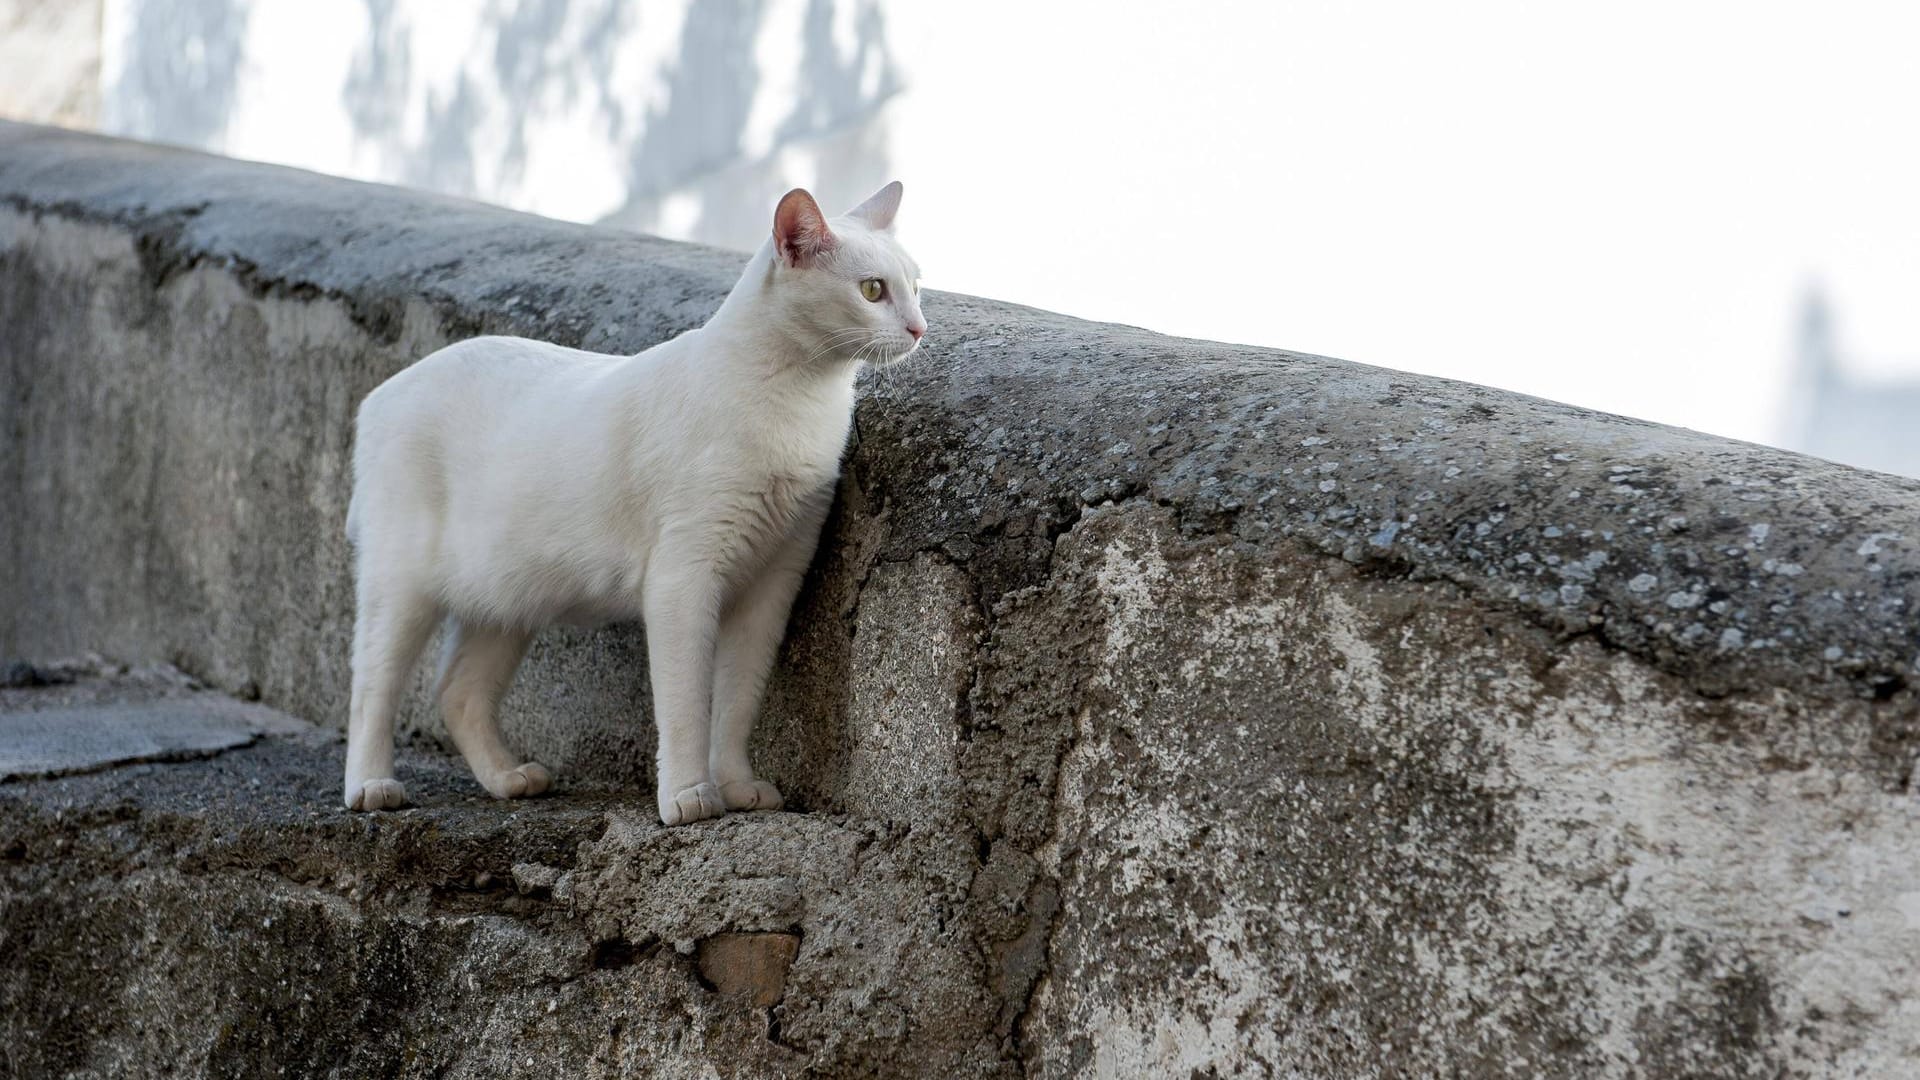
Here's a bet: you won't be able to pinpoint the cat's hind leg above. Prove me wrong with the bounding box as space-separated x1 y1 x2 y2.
344 580 438 810
435 619 550 800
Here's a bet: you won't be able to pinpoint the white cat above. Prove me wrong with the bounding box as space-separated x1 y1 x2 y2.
342 183 924 825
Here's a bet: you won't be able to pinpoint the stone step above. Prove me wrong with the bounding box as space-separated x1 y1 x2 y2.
0 664 1012 1078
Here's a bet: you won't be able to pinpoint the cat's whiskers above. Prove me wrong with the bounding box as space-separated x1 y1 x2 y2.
848 334 874 367
862 350 890 398
805 328 873 364
867 338 904 395
799 330 863 366
855 333 891 371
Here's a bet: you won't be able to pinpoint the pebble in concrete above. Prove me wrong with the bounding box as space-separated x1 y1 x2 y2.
697 932 803 1008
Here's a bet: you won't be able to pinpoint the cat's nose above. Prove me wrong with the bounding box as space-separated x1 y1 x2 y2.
907 324 924 341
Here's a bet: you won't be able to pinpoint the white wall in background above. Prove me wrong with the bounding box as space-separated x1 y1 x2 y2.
89 0 1920 474
884 4 1920 472
98 0 899 251
0 0 100 127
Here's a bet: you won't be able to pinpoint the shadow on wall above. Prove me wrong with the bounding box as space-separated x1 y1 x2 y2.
93 0 898 252
594 0 903 249
338 0 901 251
344 0 635 204
100 0 249 149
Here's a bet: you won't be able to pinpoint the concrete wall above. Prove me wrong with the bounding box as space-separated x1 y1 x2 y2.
4 121 1920 1076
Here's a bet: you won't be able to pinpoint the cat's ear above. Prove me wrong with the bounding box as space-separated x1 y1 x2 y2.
774 189 836 267
847 181 903 231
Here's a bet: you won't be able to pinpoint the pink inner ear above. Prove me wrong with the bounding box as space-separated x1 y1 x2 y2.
774 189 836 267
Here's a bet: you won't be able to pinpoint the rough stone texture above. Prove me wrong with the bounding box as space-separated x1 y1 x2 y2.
0 671 1011 1079
3 121 1920 1076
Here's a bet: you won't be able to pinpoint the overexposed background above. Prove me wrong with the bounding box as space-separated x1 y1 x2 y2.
6 0 1917 474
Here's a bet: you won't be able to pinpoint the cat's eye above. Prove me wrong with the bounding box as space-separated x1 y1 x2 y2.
859 278 885 302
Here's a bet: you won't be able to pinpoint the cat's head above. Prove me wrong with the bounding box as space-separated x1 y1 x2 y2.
769 182 925 366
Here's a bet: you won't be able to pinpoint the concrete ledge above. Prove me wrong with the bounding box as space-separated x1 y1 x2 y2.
1 668 1022 1077
4 121 1920 1076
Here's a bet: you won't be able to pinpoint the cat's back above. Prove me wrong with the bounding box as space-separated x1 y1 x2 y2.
363 335 619 418
353 335 636 501
360 336 646 459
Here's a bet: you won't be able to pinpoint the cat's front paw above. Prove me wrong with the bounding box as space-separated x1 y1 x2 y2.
659 781 726 826
347 778 408 811
482 762 553 800
719 778 784 811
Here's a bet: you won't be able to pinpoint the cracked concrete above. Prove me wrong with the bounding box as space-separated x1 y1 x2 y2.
4 121 1920 1076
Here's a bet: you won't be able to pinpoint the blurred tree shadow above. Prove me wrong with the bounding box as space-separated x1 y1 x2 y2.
340 0 901 250
605 0 769 234
101 0 249 150
598 0 903 249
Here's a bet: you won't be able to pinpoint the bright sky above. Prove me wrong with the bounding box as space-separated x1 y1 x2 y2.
887 3 1920 447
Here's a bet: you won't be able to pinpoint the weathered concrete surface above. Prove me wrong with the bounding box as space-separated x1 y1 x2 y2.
4 121 1920 1076
1019 505 1920 1076
0 669 1014 1078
